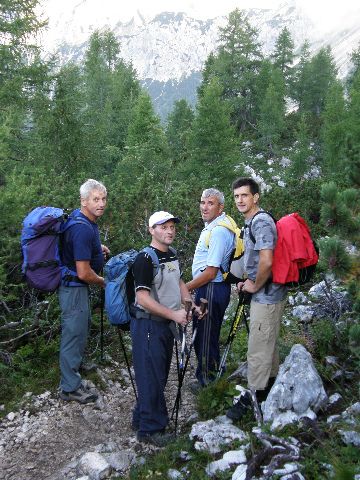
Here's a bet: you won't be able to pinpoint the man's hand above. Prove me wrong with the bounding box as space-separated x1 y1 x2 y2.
171 309 189 328
237 281 244 292
193 305 207 320
240 278 257 294
101 244 110 259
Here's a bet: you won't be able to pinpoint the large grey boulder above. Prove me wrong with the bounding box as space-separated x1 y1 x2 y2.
262 344 328 430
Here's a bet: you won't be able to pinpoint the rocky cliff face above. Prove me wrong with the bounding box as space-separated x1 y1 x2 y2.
41 0 360 119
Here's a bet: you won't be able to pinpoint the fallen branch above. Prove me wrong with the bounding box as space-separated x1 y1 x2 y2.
0 327 39 346
0 321 22 331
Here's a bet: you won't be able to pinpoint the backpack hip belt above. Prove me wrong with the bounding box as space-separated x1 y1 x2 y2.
130 305 170 323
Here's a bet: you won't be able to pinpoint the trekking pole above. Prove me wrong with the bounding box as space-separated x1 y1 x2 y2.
100 282 104 362
172 298 208 434
216 291 250 379
175 338 181 383
117 326 138 401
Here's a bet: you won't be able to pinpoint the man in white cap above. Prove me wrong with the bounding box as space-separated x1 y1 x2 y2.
130 211 203 447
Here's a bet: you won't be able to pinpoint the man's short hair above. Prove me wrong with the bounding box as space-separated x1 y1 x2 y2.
232 177 260 196
80 179 107 199
202 188 225 205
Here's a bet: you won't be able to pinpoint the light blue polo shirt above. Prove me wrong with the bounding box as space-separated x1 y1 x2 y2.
192 213 235 282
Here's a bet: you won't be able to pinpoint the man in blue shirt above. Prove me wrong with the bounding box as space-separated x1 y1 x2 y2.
186 188 234 388
58 179 109 404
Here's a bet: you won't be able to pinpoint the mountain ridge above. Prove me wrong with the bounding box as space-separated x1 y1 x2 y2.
42 0 360 119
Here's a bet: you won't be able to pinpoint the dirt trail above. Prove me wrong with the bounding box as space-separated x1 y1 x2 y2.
0 347 199 480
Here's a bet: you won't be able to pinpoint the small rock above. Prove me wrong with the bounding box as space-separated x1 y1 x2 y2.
327 415 341 424
105 451 135 472
325 356 338 366
167 468 183 479
280 473 305 480
273 462 299 475
328 393 342 405
338 430 360 447
292 305 314 322
7 412 16 421
77 452 111 480
179 451 192 461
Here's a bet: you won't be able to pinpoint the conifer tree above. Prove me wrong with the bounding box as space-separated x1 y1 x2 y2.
346 42 360 89
122 92 170 178
83 29 140 173
344 71 360 187
290 114 312 178
271 27 295 91
257 67 285 154
319 182 359 277
201 9 263 132
166 99 194 166
0 0 47 181
321 80 346 179
298 46 337 117
190 77 238 180
291 40 311 103
44 64 86 173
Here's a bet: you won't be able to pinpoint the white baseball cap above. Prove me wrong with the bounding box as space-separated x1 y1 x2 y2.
148 211 180 228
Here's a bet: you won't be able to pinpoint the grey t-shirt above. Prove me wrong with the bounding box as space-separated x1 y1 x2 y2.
244 211 287 304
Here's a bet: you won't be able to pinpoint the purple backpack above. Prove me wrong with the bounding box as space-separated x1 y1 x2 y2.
21 207 89 292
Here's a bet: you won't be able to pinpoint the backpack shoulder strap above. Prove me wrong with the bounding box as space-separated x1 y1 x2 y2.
141 246 160 278
204 215 237 248
248 211 276 244
63 215 93 232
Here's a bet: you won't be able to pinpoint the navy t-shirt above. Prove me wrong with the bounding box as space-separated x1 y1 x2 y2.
61 210 103 275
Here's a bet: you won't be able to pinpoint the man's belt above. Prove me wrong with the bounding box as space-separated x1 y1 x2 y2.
130 305 168 323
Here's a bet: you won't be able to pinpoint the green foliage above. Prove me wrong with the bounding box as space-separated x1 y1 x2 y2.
0 336 60 410
320 182 359 244
257 67 286 154
203 8 263 132
271 26 295 92
348 324 360 366
128 435 214 480
345 72 360 187
189 78 238 181
289 113 314 177
321 80 347 178
196 378 238 419
308 318 337 360
296 46 337 117
318 237 352 277
166 99 194 165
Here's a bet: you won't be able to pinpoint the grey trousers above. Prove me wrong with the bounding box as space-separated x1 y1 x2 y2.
58 285 90 392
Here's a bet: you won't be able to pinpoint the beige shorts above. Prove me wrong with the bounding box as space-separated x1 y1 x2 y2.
247 300 286 390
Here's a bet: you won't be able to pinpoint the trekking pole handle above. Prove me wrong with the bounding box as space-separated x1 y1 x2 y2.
239 290 252 305
199 298 208 314
184 299 193 321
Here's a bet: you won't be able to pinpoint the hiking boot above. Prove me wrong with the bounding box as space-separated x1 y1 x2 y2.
137 431 174 447
59 384 98 404
226 391 252 420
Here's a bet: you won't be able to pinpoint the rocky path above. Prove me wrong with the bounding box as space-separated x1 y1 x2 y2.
0 344 199 480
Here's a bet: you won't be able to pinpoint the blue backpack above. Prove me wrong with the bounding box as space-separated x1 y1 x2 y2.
21 207 91 292
104 247 162 327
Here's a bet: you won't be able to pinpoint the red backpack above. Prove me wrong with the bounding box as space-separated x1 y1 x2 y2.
248 212 319 286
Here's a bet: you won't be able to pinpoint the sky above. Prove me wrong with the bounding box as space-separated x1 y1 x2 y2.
39 0 360 32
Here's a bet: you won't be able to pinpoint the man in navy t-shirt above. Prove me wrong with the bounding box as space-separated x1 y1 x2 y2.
58 179 109 404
